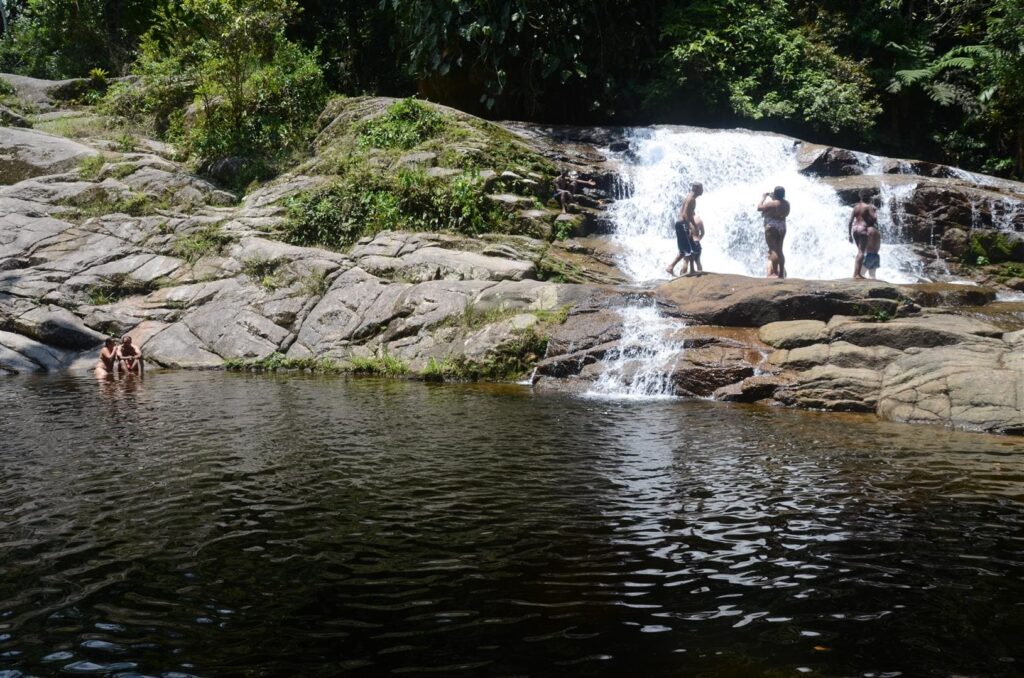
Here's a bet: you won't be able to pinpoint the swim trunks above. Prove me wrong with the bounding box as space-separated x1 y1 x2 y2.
674 220 694 256
864 252 880 270
690 239 702 256
764 216 786 235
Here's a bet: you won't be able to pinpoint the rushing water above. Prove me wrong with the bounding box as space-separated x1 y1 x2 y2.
2 372 1023 677
610 128 926 283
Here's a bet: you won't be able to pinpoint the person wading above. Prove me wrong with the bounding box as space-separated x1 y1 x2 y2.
848 189 879 279
758 186 790 278
666 182 703 277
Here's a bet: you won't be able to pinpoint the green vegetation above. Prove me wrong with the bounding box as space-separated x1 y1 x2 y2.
299 269 331 297
225 350 409 376
965 230 1024 265
86 272 161 305
78 154 106 181
241 257 287 290
171 224 235 263
419 329 547 383
357 99 444 150
348 352 409 377
61 192 164 221
282 166 519 250
2 1 1022 177
225 352 345 373
101 0 326 189
443 303 517 331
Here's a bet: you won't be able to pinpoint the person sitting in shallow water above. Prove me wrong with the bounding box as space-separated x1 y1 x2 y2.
116 335 144 375
95 338 117 376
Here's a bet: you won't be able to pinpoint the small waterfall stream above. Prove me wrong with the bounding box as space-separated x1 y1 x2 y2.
585 126 932 398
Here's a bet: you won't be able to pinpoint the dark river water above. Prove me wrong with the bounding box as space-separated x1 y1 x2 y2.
1 372 1023 677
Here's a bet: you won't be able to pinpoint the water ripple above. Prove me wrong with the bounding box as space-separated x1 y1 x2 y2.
1 372 1023 676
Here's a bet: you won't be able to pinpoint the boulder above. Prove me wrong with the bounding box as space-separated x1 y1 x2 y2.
758 320 827 349
966 229 1024 264
0 127 99 184
768 341 902 372
897 282 997 308
714 374 794 403
796 144 865 176
878 343 1024 435
775 365 883 412
6 306 106 349
140 322 224 368
657 273 903 326
828 314 1004 350
0 105 31 128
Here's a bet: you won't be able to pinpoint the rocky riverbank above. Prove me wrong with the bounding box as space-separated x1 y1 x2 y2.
2 74 1023 435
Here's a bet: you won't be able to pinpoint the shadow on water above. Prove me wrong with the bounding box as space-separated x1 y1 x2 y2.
1 371 1022 676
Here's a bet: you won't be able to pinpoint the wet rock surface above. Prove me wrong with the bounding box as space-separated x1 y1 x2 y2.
2 80 1022 435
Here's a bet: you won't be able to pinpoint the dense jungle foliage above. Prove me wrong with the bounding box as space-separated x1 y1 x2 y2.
0 0 1021 178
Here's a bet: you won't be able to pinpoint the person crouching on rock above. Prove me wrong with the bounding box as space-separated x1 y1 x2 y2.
116 335 144 375
96 338 118 377
667 182 703 277
758 186 790 279
848 189 879 279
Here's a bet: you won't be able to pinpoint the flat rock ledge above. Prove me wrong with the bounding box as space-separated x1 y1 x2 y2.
535 273 1024 437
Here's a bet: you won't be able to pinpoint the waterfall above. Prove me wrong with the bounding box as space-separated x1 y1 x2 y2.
586 305 687 399
584 126 938 398
609 128 925 283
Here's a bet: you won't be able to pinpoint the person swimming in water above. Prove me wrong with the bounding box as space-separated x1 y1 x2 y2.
758 186 790 278
848 189 879 279
95 338 117 377
116 335 144 375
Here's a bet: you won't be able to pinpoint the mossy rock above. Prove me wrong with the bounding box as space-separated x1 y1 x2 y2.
965 229 1024 264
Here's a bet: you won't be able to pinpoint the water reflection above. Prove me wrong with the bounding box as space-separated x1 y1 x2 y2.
0 372 1022 676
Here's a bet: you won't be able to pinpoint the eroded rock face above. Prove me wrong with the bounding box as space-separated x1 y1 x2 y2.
656 273 903 326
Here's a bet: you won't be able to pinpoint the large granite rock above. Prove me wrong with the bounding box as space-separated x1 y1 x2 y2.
656 273 903 326
878 343 1024 435
0 127 99 184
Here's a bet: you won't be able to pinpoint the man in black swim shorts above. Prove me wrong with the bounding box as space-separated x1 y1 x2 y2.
667 182 703 277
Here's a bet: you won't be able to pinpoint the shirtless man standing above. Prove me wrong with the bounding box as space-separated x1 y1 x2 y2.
96 338 117 377
758 186 790 278
666 183 703 276
848 189 879 279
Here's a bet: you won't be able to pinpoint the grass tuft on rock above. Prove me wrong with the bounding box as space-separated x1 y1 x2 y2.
241 257 287 290
87 273 162 305
61 192 166 221
348 353 410 377
172 224 235 263
225 352 344 373
78 154 106 180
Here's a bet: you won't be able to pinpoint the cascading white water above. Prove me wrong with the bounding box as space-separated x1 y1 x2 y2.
585 126 935 399
610 128 924 283
586 305 686 399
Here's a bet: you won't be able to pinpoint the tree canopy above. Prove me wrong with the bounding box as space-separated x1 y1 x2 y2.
0 0 1021 176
